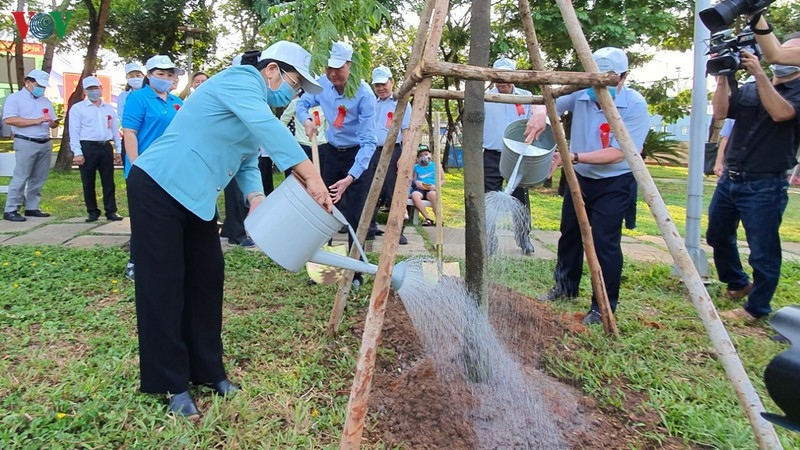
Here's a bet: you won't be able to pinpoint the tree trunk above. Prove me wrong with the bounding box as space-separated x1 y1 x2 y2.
56 0 112 171
14 0 25 90
462 0 491 310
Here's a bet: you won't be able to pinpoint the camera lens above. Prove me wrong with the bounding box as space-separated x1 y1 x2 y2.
699 0 748 30
707 54 740 77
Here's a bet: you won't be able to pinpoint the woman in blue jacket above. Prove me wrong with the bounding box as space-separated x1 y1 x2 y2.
127 41 331 417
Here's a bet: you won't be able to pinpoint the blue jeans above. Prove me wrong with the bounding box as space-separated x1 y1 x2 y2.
706 174 789 318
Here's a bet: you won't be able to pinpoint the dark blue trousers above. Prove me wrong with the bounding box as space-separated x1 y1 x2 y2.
706 173 788 317
554 172 635 313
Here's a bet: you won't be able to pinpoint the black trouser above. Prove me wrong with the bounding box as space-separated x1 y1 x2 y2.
554 172 635 313
379 143 403 207
127 166 226 394
79 140 117 216
319 143 375 247
259 156 275 195
221 179 248 245
483 149 531 248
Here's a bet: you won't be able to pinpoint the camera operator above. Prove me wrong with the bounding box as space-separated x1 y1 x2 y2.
753 15 800 66
708 35 800 322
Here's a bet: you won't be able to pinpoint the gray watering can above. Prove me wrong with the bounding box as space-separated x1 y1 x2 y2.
244 174 407 291
499 119 556 194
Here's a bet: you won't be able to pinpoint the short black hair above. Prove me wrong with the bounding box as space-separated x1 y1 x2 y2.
24 77 36 84
256 58 296 74
192 71 208 80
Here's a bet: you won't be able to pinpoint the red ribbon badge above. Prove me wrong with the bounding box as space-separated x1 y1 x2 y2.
600 123 611 148
107 114 112 129
333 105 347 128
42 108 49 117
173 104 180 111
313 110 321 126
385 111 393 128
515 104 524 116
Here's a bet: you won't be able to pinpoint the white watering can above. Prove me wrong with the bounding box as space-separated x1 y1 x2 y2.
500 120 556 194
244 174 407 291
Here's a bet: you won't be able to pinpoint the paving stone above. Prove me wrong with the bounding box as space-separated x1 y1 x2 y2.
93 218 131 235
620 243 672 264
2 223 96 246
65 235 131 248
0 216 51 233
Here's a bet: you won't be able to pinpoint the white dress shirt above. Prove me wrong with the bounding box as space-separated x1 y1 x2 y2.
68 98 122 156
2 88 55 139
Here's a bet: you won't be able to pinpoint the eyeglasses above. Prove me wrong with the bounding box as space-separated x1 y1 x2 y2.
280 70 302 94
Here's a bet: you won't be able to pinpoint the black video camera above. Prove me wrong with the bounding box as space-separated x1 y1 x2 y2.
706 28 761 76
699 0 775 31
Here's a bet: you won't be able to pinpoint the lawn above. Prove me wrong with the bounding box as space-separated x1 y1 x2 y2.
1 163 800 448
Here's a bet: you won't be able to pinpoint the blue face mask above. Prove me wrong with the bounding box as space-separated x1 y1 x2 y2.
149 76 172 93
31 86 45 98
86 90 102 101
128 78 144 90
266 71 297 107
586 87 616 103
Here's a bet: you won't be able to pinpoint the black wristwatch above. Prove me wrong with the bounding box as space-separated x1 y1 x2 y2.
753 22 773 35
572 153 580 164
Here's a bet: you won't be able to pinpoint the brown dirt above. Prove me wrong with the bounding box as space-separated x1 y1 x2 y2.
358 284 689 449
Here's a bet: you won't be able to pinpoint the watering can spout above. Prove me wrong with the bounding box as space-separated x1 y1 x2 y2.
309 250 407 291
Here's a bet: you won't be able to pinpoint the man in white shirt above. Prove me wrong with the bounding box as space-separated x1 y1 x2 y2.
68 76 123 222
2 69 59 222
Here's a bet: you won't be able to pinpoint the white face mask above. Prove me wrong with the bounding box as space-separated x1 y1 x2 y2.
128 78 144 89
86 90 102 101
771 64 800 78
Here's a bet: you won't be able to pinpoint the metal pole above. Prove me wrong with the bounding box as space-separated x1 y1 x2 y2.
684 0 711 277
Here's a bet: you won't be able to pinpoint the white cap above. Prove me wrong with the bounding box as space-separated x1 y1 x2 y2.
327 41 353 69
82 76 101 89
371 66 392 84
592 47 628 74
26 69 49 87
145 55 177 71
259 41 323 95
125 62 145 75
493 58 516 71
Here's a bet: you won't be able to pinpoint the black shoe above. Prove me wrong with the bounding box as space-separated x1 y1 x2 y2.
374 228 385 236
3 211 26 222
338 225 348 234
365 233 375 241
581 310 602 325
86 212 100 222
536 286 574 302
521 242 534 256
202 379 240 396
399 234 408 245
24 209 50 217
167 391 199 417
106 213 123 221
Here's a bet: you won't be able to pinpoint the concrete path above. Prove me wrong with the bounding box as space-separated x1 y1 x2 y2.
2 214 800 264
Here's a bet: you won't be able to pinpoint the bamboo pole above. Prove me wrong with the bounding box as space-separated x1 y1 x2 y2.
422 60 619 86
518 0 618 337
339 0 448 446
421 86 580 104
555 0 783 447
325 0 434 337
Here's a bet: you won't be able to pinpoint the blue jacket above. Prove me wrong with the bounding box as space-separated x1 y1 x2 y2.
133 65 307 221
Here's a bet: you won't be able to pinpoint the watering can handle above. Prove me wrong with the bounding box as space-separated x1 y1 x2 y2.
331 208 370 263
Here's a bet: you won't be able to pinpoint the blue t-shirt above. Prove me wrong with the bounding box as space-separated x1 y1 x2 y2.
414 162 436 185
121 86 182 177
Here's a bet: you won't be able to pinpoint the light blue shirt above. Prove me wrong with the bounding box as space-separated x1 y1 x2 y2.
556 86 650 179
296 76 377 179
121 86 183 177
374 96 411 146
482 86 532 151
133 65 308 221
116 88 141 125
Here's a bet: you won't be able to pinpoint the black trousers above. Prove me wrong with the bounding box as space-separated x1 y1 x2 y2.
259 156 275 195
79 140 117 215
554 172 635 313
483 149 531 248
379 143 403 207
127 166 226 394
221 179 248 244
319 143 376 246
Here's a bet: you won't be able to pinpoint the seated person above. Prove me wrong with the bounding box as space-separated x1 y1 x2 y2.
409 144 444 226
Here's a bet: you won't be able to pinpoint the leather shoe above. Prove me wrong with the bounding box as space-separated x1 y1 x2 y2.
399 234 408 245
167 391 199 417
521 242 535 256
4 211 26 222
536 286 575 302
724 282 752 300
24 209 50 217
202 379 240 396
581 310 602 325
106 213 123 221
86 212 100 222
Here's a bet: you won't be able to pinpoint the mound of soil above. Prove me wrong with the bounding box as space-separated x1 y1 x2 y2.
357 284 685 449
